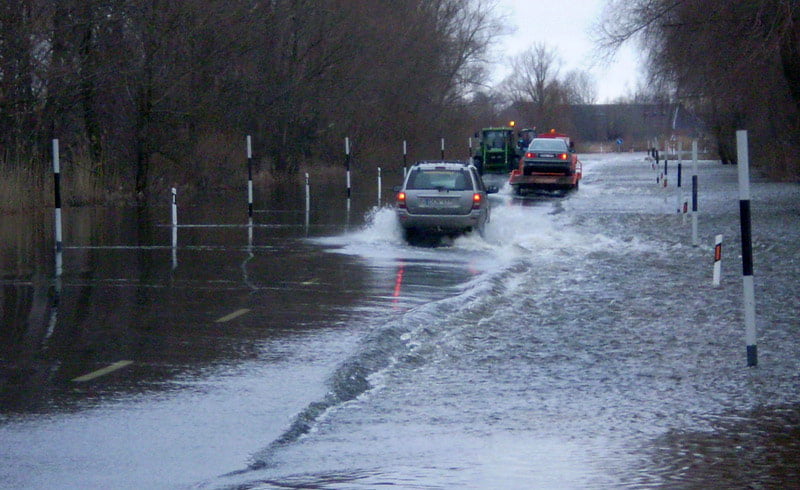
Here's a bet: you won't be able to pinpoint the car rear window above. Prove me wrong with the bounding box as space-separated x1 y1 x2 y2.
529 139 568 152
407 169 472 190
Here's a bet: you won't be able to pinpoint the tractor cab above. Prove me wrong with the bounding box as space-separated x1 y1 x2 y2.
472 126 518 175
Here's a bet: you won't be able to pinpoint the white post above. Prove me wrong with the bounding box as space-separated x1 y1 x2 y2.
736 130 757 367
246 135 253 217
713 234 723 287
676 141 683 214
171 187 178 269
377 167 382 206
304 173 310 232
440 137 445 160
691 140 699 247
345 137 351 199
171 187 178 228
52 139 63 276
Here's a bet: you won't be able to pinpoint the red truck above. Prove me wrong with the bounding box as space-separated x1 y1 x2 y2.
508 130 582 195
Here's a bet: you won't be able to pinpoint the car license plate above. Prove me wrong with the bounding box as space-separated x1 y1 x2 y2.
423 197 459 208
538 153 555 158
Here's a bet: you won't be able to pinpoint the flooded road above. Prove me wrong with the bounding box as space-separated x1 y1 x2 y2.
2 153 799 488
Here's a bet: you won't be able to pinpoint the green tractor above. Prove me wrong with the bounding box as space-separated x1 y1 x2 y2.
472 127 518 176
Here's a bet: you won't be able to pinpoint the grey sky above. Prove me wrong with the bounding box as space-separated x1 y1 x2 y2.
492 0 641 102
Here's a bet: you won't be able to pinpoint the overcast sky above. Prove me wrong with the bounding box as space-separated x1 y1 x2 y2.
490 0 642 103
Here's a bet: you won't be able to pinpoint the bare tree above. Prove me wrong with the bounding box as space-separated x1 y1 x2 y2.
563 69 598 105
499 42 594 132
504 42 561 113
0 0 41 165
2 0 506 202
598 0 800 178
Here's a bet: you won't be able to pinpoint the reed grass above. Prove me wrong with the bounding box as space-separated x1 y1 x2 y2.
0 156 129 214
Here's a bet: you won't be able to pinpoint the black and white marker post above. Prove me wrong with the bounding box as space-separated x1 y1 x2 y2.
676 141 683 214
246 135 253 218
377 167 382 206
713 234 723 287
171 187 178 269
736 130 758 367
691 139 699 246
440 137 445 160
52 139 63 276
345 137 352 199
46 140 63 345
304 172 310 233
345 137 352 223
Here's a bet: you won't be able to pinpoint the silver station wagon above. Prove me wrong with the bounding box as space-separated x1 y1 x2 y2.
395 161 497 243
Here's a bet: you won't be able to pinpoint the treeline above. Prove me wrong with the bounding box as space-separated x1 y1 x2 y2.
0 0 502 203
599 0 800 179
465 42 600 140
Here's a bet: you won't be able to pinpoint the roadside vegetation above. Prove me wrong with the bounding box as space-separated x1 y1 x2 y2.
0 0 505 208
598 0 800 180
2 1 797 212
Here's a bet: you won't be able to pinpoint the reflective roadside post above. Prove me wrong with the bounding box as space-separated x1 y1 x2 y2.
171 187 178 269
676 141 683 214
377 167 382 207
52 139 63 276
345 137 351 199
736 130 757 367
304 173 310 235
713 234 722 287
691 139 699 247
246 135 253 218
345 137 351 227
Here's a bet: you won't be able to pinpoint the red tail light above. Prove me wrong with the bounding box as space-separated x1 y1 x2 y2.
525 152 535 158
397 191 407 208
472 193 482 209
559 153 568 160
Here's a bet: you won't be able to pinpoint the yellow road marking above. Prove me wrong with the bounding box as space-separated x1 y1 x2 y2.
301 278 318 286
72 360 133 383
215 308 251 323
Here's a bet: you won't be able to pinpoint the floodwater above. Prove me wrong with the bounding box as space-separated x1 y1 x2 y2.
1 153 799 489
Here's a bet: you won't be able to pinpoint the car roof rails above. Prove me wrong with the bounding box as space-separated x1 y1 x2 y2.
413 160 472 166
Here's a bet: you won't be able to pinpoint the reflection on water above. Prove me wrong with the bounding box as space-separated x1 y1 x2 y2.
0 183 380 415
